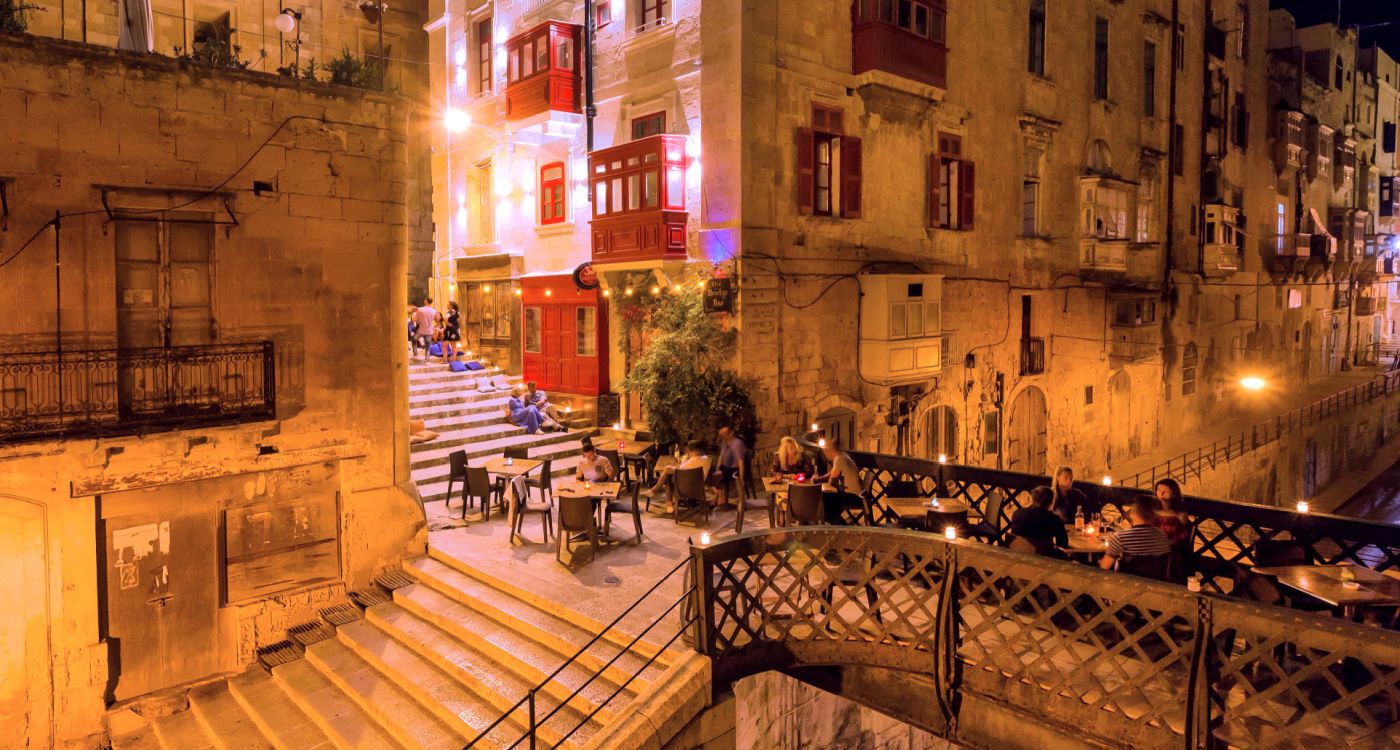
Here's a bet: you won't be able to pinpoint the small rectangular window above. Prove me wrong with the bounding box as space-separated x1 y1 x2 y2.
594 182 607 216
1093 18 1110 100
1143 42 1157 117
627 174 640 211
631 111 666 140
576 307 596 356
610 177 623 213
477 18 493 93
535 35 548 72
524 307 542 353
666 167 685 209
595 0 611 27
1027 0 1045 76
556 37 574 70
1021 180 1038 236
644 170 659 208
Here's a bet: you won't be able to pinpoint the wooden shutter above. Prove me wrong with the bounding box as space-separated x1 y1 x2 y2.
841 136 862 219
958 160 976 230
927 153 940 227
796 128 814 215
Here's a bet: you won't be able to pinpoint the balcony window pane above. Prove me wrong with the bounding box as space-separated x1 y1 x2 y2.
879 0 893 23
594 182 607 216
666 167 684 209
890 302 907 339
627 174 640 211
556 37 574 70
907 301 924 337
522 41 534 76
610 177 623 213
644 170 659 208
576 307 596 356
535 35 548 72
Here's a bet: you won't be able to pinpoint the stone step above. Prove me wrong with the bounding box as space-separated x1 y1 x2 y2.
409 397 513 420
416 455 586 505
420 408 518 433
410 430 588 472
302 636 467 750
365 602 600 749
111 725 162 750
270 659 401 750
408 374 518 395
406 556 665 688
187 681 277 750
410 439 588 491
226 670 335 750
389 584 635 726
409 390 515 410
408 365 505 382
151 707 216 750
409 423 527 455
333 618 525 749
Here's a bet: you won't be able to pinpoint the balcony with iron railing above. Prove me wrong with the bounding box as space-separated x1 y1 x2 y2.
0 341 276 444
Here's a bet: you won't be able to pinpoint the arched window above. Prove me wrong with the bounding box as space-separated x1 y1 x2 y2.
1027 0 1046 76
539 162 566 225
922 405 958 460
1182 342 1198 396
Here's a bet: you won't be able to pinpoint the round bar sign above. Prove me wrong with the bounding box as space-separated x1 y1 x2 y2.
573 262 599 290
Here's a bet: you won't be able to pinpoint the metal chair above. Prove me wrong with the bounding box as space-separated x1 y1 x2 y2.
673 467 711 527
465 466 503 521
605 482 645 544
787 484 826 526
557 494 601 566
444 450 470 514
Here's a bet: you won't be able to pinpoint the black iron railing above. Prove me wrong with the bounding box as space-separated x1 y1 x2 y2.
464 557 694 749
1019 336 1046 375
0 341 276 443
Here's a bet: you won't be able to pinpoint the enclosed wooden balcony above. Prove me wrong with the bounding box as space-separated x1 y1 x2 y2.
850 0 947 89
588 134 689 266
504 21 581 122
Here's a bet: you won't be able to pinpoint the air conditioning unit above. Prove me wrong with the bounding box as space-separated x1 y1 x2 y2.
858 274 943 384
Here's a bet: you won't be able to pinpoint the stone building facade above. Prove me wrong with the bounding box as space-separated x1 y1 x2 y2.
0 28 429 748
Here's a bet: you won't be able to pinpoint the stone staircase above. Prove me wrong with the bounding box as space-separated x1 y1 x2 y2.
110 551 674 750
407 361 595 507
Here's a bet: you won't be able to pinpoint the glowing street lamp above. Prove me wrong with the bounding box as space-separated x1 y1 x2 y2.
1101 475 1113 486
1239 376 1267 392
444 108 471 133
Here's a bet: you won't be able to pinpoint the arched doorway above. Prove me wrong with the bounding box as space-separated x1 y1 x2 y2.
815 407 857 453
1108 371 1132 466
916 404 958 461
0 496 51 750
1006 386 1048 475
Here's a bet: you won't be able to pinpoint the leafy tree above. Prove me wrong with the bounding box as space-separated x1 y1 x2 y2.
1 0 43 33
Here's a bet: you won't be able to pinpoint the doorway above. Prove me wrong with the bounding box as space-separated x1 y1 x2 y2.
115 218 214 350
1301 322 1313 383
1303 439 1317 499
1006 386 1048 475
1107 371 1132 466
0 496 51 750
917 404 958 461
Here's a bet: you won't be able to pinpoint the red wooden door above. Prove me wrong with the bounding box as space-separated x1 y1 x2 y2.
543 306 564 387
559 306 578 391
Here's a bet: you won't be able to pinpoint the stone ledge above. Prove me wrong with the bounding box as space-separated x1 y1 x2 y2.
582 649 712 750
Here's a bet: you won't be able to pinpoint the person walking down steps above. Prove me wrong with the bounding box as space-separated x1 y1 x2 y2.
413 297 438 362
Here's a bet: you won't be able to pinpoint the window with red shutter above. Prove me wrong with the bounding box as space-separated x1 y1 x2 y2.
539 162 566 225
841 136 862 219
930 132 971 229
797 106 860 218
796 128 815 215
958 161 975 229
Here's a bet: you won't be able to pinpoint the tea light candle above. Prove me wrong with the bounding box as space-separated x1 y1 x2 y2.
1101 475 1113 486
612 422 621 431
565 405 572 413
584 481 591 491
699 531 711 545
818 439 827 448
944 526 957 540
810 423 819 432
505 456 513 466
930 498 941 509
1296 500 1309 514
937 454 947 464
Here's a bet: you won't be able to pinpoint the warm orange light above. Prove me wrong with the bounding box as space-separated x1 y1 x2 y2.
1239 376 1267 391
544 288 553 297
1101 475 1113 486
650 286 660 296
602 289 612 297
944 526 957 540
513 287 522 296
482 284 492 292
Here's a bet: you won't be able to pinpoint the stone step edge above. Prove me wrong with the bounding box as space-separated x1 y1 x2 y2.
268 661 397 750
186 684 276 750
384 588 627 730
422 551 677 669
224 672 331 750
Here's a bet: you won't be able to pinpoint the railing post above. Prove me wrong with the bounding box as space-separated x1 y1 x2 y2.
262 340 277 417
687 542 713 656
527 688 537 750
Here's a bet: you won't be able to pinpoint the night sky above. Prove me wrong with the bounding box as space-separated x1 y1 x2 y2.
1271 0 1400 57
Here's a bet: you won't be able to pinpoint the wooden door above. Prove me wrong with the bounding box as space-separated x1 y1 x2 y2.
542 306 565 388
1108 372 1132 466
0 498 50 750
1006 386 1048 475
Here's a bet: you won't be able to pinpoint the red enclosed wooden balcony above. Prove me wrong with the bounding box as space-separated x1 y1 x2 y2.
851 0 947 89
588 134 689 266
505 21 581 121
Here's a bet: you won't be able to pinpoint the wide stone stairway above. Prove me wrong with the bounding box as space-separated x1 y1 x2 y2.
110 551 674 750
407 361 593 507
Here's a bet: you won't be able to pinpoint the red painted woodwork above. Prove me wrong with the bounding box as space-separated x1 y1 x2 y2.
588 134 689 265
850 0 947 89
505 21 582 121
520 275 609 397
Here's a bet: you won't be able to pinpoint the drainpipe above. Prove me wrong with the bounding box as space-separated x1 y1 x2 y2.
583 0 596 151
1164 0 1181 291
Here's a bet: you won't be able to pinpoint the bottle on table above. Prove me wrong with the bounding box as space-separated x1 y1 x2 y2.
1075 507 1085 532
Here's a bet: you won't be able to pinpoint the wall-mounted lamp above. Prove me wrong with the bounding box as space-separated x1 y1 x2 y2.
275 7 301 34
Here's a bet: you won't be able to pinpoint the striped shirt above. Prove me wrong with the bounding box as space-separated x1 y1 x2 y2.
1106 523 1172 560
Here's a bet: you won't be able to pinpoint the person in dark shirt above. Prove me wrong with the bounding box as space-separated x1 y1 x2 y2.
713 426 749 507
1011 486 1068 557
1050 465 1093 522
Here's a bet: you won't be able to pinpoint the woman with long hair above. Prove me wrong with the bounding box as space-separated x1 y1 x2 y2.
442 300 461 361
1152 477 1191 547
771 436 814 477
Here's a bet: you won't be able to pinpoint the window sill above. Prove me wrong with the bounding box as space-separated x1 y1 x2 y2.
535 221 577 237
623 20 677 53
1026 73 1055 87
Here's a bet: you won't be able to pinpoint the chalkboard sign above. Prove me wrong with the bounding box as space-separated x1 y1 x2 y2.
596 393 621 428
703 277 736 314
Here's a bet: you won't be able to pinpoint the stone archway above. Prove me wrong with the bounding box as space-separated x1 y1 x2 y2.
0 495 51 750
1006 386 1048 475
915 404 958 461
1108 371 1132 467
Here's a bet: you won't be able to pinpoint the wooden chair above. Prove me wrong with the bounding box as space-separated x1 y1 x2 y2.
510 480 553 545
787 484 826 526
605 483 645 544
465 466 503 521
733 457 775 533
557 494 601 566
444 450 470 515
673 467 711 527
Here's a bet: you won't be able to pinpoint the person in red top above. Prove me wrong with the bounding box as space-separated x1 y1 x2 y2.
1151 478 1191 547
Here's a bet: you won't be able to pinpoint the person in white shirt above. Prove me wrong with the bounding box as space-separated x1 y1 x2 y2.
413 296 438 360
644 440 711 513
817 437 862 494
574 442 615 482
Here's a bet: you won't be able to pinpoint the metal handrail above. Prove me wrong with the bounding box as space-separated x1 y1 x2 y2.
463 556 692 749
1120 368 1400 489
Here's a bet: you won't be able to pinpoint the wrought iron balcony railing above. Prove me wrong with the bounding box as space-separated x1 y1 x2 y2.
0 341 276 444
1019 336 1045 375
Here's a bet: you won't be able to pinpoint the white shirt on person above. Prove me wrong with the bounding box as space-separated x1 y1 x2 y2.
576 454 613 481
827 452 863 493
676 454 711 476
414 305 438 334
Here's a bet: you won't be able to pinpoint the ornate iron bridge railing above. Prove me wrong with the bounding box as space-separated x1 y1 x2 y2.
797 439 1400 592
0 341 276 443
692 527 1400 749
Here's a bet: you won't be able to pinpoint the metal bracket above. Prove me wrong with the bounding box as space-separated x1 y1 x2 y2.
100 190 240 231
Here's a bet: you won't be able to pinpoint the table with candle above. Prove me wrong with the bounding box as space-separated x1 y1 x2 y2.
557 480 623 541
1060 525 1110 559
882 496 969 531
484 456 543 478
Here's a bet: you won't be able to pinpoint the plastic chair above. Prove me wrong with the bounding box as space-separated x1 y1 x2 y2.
787 484 825 526
465 466 502 521
673 467 711 527
605 483 645 544
597 448 623 485
444 450 470 514
511 479 553 545
557 494 601 566
524 457 553 505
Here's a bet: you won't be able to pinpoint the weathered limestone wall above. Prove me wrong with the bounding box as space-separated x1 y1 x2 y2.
733 671 953 750
0 35 426 748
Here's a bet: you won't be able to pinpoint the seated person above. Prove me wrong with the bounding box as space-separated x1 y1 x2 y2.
815 437 865 524
506 386 560 435
1152 478 1192 548
525 380 563 424
1050 465 1093 523
1100 496 1173 573
770 436 814 478
643 440 711 513
575 441 615 482
1009 486 1068 558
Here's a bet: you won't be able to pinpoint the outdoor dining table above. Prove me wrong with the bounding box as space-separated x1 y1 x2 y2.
484 457 542 478
1253 562 1400 619
1059 528 1110 560
592 439 657 484
882 496 970 531
556 480 623 541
